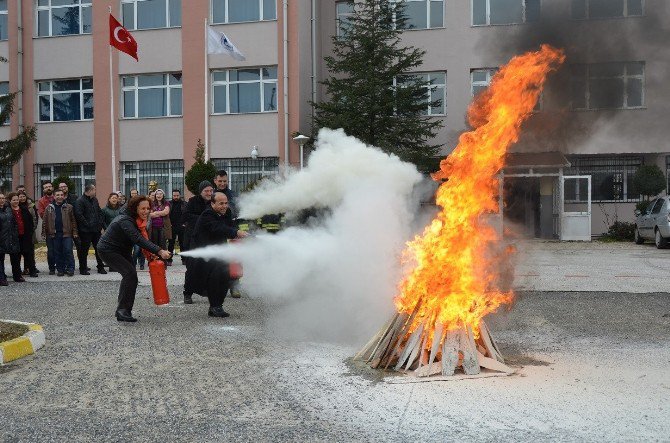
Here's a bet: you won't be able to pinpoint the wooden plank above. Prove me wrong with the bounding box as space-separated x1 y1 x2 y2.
415 361 442 377
476 351 515 374
478 321 504 363
441 330 459 376
427 323 444 367
460 326 481 375
395 324 424 371
366 313 406 363
411 332 430 371
404 328 426 371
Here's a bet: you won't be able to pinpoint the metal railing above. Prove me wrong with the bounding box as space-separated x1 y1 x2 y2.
33 162 95 199
212 157 279 194
566 155 642 202
120 160 185 196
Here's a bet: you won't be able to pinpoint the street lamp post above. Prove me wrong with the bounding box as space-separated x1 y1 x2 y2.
293 135 310 169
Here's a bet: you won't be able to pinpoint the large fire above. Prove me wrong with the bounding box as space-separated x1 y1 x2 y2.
394 45 565 341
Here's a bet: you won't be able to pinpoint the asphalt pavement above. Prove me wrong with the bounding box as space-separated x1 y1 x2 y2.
0 242 669 441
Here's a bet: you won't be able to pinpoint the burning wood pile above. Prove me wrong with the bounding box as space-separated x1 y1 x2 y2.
356 45 565 378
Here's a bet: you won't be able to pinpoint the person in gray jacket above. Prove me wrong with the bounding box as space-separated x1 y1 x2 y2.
42 190 78 276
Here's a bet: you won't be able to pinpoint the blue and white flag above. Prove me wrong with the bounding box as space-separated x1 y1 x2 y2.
207 26 246 61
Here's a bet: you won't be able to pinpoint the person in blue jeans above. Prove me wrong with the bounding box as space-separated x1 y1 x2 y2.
41 190 78 276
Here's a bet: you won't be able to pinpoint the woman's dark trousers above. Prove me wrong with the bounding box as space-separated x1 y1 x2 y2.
99 250 138 312
19 234 36 273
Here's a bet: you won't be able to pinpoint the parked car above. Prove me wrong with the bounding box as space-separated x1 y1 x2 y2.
634 196 670 248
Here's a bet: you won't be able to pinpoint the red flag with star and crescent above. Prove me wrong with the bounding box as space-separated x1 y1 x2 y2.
109 14 138 61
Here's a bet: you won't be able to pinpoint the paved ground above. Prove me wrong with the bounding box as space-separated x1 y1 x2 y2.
0 242 669 441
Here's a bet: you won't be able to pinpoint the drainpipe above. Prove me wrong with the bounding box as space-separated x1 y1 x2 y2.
311 0 317 122
282 0 289 167
17 0 24 185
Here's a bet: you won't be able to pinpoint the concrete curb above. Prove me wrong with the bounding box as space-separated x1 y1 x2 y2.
0 320 45 365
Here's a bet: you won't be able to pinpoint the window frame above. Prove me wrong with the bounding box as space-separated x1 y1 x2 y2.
121 73 183 119
571 62 645 111
336 1 355 37
211 67 278 115
571 0 644 20
120 160 185 195
37 78 94 123
36 0 92 38
397 0 445 31
566 156 642 203
34 162 95 198
0 81 9 125
470 68 497 96
211 0 277 25
212 157 279 194
121 0 182 31
0 1 8 41
472 0 539 26
394 71 447 116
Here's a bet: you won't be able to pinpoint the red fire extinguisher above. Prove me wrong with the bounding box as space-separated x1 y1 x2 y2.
228 239 243 280
148 259 170 305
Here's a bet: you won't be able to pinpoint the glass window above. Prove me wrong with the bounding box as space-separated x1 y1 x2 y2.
571 0 643 19
471 68 497 96
571 62 645 110
122 73 182 118
472 0 539 25
36 0 92 37
34 162 95 198
397 72 446 116
121 0 181 30
0 81 9 125
212 0 277 24
0 1 7 41
37 78 94 122
212 157 279 194
211 67 278 114
566 156 642 202
336 1 355 37
120 160 184 195
398 0 443 30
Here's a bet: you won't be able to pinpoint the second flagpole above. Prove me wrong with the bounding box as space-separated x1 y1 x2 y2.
109 6 117 191
204 18 210 162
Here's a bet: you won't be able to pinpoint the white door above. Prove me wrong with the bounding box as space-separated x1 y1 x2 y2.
561 175 591 241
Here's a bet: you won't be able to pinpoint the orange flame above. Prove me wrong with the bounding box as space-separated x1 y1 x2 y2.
394 45 565 337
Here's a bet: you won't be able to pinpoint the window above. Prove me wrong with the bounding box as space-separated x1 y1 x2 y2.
0 82 9 125
122 0 181 30
0 0 8 41
212 67 278 114
212 157 279 194
472 0 540 25
37 0 92 37
122 73 182 118
398 0 444 30
121 160 184 195
38 78 93 122
471 68 497 96
336 1 355 37
212 0 277 24
571 0 643 19
566 156 642 202
571 62 644 110
0 166 11 193
397 72 446 115
34 163 95 198
665 156 670 193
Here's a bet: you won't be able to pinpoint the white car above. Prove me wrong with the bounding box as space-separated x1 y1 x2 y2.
634 196 670 248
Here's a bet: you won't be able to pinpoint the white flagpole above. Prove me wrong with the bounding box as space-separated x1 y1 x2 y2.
204 18 210 161
109 6 117 191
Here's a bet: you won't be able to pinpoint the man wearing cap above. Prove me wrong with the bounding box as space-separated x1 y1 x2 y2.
181 181 214 304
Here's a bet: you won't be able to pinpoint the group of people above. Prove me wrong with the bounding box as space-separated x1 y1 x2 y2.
2 170 276 323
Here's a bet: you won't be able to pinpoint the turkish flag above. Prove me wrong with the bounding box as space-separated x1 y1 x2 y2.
109 14 138 61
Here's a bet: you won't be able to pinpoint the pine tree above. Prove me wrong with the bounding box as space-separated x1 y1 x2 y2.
184 139 217 195
0 84 37 168
314 0 442 172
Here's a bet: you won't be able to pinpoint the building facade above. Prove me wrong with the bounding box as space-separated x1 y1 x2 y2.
0 0 668 235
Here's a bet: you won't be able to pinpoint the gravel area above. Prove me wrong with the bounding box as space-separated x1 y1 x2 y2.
0 278 668 441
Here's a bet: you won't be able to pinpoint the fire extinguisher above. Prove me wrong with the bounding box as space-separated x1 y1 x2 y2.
228 239 243 280
148 259 170 305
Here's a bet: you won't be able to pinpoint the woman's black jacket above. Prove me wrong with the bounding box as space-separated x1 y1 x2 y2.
97 209 161 256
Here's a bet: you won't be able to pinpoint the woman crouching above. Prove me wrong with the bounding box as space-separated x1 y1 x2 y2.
98 195 171 322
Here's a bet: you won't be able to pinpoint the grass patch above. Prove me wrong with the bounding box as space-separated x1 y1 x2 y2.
0 321 29 342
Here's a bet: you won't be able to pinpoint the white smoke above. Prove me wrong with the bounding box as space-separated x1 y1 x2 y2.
184 128 427 343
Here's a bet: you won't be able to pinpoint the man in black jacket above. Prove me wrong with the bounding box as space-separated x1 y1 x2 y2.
213 170 237 217
75 184 107 275
190 191 248 317
166 188 186 265
181 181 214 303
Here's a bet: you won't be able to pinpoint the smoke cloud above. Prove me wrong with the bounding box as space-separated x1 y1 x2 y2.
184 128 427 343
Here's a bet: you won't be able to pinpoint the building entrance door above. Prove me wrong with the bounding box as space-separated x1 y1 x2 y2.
561 175 592 241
